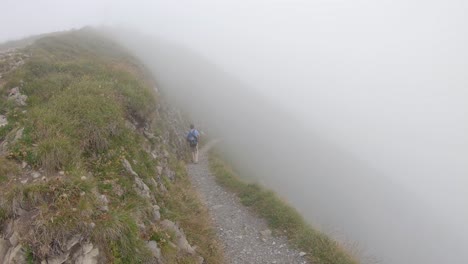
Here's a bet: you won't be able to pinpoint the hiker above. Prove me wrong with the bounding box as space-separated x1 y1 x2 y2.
186 124 200 163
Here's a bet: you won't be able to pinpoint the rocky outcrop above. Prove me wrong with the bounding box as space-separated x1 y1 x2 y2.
160 220 196 255
7 87 27 106
146 240 162 263
0 115 7 127
122 158 153 199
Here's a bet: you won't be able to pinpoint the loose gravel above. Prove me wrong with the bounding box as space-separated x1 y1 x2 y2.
187 142 309 264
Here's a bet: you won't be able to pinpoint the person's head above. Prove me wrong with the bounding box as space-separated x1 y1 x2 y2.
190 124 195 129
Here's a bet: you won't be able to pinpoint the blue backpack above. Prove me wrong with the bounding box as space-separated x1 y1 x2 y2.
187 130 198 147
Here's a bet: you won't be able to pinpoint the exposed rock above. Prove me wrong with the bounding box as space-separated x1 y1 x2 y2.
122 158 138 177
0 115 7 127
156 166 163 175
163 150 170 158
159 183 168 193
5 244 26 263
152 204 161 222
98 195 109 212
134 177 151 198
160 220 196 255
7 87 27 106
196 256 205 264
146 240 162 262
44 251 69 264
150 178 158 188
31 171 41 179
0 239 9 264
8 231 19 247
12 127 23 144
299 251 307 257
73 243 99 264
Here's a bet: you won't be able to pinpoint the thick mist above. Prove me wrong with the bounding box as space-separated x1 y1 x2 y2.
109 29 467 263
2 1 468 263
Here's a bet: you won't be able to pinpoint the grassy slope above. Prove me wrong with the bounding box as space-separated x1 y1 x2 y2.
209 150 359 264
0 29 223 263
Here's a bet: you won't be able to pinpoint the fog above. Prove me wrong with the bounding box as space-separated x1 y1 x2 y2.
2 1 468 263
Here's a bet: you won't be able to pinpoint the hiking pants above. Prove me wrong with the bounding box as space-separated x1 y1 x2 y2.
191 144 199 163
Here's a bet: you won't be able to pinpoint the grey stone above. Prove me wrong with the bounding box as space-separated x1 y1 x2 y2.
196 256 204 264
98 195 109 212
134 177 151 198
0 239 10 264
160 220 195 255
46 251 70 264
74 243 99 264
150 178 158 188
31 171 41 179
12 128 23 144
146 241 162 262
152 204 161 222
8 87 27 106
0 115 7 127
159 183 168 193
6 244 26 263
9 231 19 247
122 159 138 177
156 166 163 175
66 235 81 251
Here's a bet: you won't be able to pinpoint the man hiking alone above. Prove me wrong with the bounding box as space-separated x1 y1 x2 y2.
186 124 200 164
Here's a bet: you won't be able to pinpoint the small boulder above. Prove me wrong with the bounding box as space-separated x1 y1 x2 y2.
134 177 151 198
160 220 196 255
156 166 163 175
146 241 162 262
0 239 10 263
122 159 138 177
6 244 26 263
152 204 161 222
98 195 109 212
0 115 7 127
31 171 41 179
8 87 27 106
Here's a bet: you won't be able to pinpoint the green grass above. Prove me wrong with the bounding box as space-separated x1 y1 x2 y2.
209 150 359 264
0 28 225 263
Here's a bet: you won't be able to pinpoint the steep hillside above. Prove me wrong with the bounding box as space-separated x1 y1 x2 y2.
0 29 222 263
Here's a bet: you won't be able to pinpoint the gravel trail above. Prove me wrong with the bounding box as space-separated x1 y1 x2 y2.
187 141 308 264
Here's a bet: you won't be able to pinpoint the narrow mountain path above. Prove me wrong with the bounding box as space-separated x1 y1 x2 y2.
187 141 308 264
